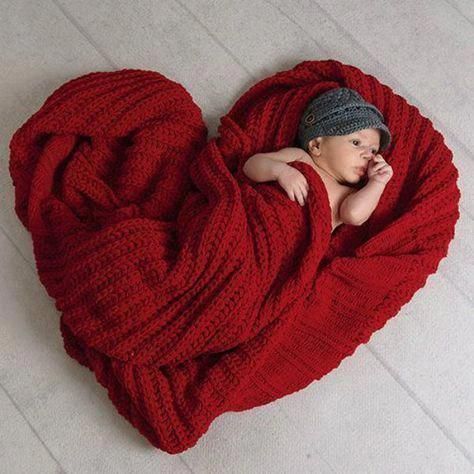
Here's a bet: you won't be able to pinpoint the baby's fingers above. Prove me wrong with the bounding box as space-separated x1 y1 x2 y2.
290 187 300 205
302 181 309 204
296 184 307 206
287 180 309 206
372 163 386 172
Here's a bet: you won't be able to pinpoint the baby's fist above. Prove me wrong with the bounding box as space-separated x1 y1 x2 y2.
367 154 393 185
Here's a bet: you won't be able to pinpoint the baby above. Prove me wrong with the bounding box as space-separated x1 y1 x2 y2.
243 87 394 233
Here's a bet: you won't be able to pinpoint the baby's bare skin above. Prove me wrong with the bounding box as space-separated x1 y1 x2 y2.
297 153 355 232
243 128 394 233
303 128 393 232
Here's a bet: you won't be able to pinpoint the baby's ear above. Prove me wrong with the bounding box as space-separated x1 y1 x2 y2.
309 137 323 155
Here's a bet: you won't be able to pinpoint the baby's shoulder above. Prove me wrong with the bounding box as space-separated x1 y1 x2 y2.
266 147 309 163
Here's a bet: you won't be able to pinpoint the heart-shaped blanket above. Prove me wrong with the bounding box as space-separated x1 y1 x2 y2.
8 59 460 454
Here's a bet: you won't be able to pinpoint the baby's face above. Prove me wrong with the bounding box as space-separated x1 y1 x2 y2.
308 128 381 185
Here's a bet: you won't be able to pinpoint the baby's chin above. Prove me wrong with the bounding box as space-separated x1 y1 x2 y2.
341 173 368 188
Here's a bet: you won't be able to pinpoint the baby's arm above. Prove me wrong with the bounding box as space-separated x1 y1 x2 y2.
339 180 386 225
243 147 308 182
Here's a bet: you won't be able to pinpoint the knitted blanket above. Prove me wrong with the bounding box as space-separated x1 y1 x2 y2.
8 59 460 454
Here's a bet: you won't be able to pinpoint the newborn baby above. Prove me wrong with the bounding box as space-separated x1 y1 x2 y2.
243 88 394 233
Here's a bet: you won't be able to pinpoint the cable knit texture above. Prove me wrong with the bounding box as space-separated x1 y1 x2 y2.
8 59 460 454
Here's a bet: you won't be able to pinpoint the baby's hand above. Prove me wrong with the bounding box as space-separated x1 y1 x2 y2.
367 154 393 185
277 165 309 206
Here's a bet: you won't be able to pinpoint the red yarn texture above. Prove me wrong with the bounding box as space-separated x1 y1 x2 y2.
8 59 460 454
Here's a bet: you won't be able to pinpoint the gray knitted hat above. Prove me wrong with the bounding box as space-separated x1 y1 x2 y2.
297 87 391 153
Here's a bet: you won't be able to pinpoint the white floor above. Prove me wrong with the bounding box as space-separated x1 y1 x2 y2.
1 1 473 473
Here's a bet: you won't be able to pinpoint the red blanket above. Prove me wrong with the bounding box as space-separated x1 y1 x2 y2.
8 59 460 454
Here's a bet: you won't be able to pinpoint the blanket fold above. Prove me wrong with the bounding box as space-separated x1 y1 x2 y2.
8 59 460 454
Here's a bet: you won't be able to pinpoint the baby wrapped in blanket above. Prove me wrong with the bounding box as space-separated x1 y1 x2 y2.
243 87 393 233
11 64 458 454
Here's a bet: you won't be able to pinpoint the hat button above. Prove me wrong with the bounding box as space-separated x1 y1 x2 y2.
305 113 315 124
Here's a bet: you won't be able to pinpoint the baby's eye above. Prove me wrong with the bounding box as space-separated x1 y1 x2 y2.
352 140 378 154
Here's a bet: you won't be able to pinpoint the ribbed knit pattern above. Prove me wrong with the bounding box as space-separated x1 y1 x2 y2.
8 59 460 454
